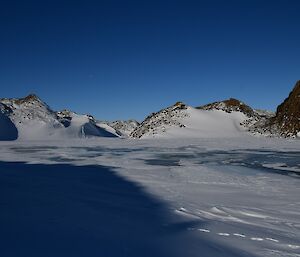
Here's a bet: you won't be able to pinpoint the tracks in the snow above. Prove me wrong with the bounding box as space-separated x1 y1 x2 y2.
194 227 299 250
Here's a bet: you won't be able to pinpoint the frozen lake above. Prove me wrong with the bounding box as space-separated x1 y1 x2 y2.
0 137 299 256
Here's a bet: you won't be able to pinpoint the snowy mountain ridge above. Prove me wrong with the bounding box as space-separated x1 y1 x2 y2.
0 80 299 140
0 95 118 140
0 94 63 139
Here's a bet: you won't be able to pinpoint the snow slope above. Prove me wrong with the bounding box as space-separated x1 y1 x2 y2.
131 102 250 138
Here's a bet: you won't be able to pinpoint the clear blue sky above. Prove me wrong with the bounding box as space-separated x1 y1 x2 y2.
1 0 299 121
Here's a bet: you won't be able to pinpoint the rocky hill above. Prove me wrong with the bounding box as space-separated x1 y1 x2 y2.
130 99 277 139
197 98 256 117
130 102 189 138
245 81 300 138
270 81 300 137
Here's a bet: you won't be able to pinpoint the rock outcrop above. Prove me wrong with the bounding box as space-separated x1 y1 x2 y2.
270 81 300 137
197 98 256 117
130 102 188 138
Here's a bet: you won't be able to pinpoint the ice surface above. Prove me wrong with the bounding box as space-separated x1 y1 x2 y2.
0 137 299 257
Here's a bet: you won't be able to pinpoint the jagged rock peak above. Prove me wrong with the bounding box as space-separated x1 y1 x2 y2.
14 94 41 104
22 93 39 100
0 93 43 106
173 101 187 109
197 98 255 117
271 80 300 137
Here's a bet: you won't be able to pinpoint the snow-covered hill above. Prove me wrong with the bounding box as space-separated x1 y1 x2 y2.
130 101 269 139
0 95 118 140
0 94 63 140
198 98 276 137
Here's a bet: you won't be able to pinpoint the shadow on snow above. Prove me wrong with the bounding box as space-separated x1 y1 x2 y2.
0 161 253 257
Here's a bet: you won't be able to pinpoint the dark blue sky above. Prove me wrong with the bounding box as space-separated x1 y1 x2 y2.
1 0 300 120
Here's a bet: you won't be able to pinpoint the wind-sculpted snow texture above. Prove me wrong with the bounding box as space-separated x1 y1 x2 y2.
0 137 299 257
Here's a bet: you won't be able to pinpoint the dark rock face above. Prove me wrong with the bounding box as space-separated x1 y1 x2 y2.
271 81 300 137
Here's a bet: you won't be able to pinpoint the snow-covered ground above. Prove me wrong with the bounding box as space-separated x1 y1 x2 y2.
0 137 299 257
